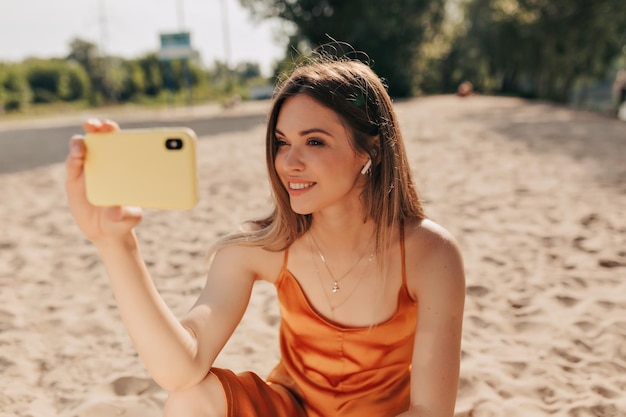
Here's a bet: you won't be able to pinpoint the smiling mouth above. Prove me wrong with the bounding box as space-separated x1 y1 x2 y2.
289 182 315 190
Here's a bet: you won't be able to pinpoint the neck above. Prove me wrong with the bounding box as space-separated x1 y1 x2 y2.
309 212 376 254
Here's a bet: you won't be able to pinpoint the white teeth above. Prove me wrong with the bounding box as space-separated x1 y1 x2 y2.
289 182 313 190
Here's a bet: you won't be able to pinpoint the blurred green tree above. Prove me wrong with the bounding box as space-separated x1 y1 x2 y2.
25 60 63 103
239 0 446 97
67 38 109 104
137 54 164 97
235 62 262 80
24 59 88 104
62 62 91 101
0 64 32 112
118 60 146 101
437 0 626 102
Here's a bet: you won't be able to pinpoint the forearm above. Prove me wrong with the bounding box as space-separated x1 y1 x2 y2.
395 406 441 417
94 233 207 390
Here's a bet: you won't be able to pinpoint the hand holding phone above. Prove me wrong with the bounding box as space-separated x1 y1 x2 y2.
83 127 199 210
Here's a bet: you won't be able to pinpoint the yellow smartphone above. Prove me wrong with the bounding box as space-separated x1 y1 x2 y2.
83 127 198 210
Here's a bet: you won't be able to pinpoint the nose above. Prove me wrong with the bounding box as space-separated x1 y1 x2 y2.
279 145 305 172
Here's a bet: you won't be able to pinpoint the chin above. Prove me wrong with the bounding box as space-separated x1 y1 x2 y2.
290 206 314 215
289 201 315 215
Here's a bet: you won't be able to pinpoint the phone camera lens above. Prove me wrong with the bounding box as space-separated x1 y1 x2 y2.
165 138 183 150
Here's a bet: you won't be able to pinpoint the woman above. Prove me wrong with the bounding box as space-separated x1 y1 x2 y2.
65 56 465 417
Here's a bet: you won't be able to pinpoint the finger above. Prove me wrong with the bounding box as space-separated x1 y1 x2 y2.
105 206 143 223
101 119 120 132
65 135 86 181
70 135 85 157
83 118 103 133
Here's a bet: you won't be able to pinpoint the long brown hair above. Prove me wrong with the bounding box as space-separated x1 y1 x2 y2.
211 55 425 258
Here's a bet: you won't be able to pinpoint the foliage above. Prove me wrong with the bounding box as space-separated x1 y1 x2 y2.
118 60 146 101
137 54 164 98
63 62 91 101
0 63 32 112
22 59 89 104
239 0 447 97
240 0 625 104
2 2 624 115
0 36 276 115
425 0 626 102
67 38 107 105
234 62 262 80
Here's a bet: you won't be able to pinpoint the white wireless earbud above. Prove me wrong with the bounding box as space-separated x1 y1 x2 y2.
360 158 372 175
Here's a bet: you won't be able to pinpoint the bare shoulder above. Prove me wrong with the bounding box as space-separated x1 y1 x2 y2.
403 219 465 298
404 218 462 259
211 242 285 284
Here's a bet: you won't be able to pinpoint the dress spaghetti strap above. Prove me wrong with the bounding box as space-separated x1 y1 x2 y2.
281 248 290 273
400 224 407 287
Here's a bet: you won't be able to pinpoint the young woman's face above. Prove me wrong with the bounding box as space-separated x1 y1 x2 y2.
274 94 369 215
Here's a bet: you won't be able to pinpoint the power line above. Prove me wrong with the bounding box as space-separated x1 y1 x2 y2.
177 0 186 30
98 0 109 56
220 0 232 68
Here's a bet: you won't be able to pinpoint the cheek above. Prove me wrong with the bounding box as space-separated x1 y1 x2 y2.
328 163 362 191
273 153 283 174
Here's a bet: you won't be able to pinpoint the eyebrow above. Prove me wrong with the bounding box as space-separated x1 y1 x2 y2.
274 127 334 137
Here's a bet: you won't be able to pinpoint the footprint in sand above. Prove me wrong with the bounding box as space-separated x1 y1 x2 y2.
598 258 626 268
591 384 621 400
63 377 164 417
567 403 623 417
554 294 580 307
513 320 553 333
572 235 605 253
262 296 281 327
110 376 161 396
66 397 163 417
466 285 489 297
0 355 15 372
0 308 16 332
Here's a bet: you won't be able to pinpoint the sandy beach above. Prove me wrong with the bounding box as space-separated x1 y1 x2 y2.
1 95 624 417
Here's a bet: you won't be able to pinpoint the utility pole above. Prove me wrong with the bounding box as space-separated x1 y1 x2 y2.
175 0 192 104
98 0 109 54
98 0 112 102
177 0 185 30
219 0 232 92
220 0 232 68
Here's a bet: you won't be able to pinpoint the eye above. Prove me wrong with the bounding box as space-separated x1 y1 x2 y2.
307 138 324 146
275 137 288 147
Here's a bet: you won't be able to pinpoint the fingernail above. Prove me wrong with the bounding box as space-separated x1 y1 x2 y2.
71 143 82 156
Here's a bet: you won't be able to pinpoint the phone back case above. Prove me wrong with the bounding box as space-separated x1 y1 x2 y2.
84 128 198 210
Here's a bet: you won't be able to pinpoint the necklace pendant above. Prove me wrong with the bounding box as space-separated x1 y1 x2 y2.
332 281 340 293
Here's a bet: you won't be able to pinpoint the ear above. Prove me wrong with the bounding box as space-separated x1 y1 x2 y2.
370 135 381 165
360 158 372 175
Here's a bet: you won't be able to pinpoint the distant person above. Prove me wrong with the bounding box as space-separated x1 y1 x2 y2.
456 81 474 97
612 70 626 119
65 53 465 417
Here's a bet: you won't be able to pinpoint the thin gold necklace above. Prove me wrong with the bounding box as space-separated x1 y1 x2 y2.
309 230 374 293
308 233 372 319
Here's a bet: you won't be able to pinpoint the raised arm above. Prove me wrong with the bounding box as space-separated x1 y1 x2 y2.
65 120 255 391
399 221 466 417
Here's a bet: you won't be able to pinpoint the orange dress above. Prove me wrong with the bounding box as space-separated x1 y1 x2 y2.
211 232 418 416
